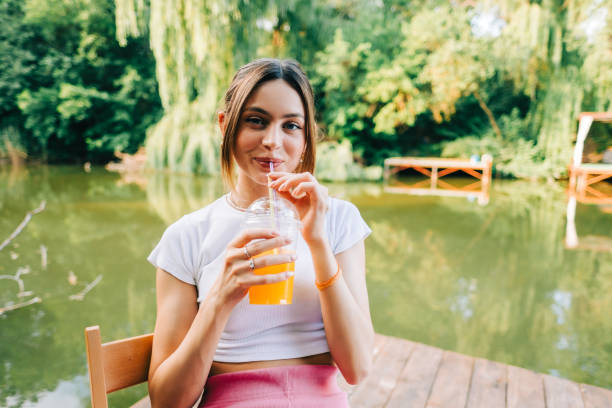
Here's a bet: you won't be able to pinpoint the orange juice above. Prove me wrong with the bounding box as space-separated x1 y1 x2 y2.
248 248 295 305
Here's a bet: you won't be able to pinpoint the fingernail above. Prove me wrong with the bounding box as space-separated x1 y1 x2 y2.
286 272 294 277
290 254 296 261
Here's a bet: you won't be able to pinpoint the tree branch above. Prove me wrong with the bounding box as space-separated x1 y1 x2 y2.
0 201 46 252
473 90 502 140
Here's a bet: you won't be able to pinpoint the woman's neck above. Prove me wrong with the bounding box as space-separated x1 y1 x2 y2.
231 176 268 209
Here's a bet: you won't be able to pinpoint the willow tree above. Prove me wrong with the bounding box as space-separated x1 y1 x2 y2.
487 0 612 176
114 0 342 175
114 0 273 173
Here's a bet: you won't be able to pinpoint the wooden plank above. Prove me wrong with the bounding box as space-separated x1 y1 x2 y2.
578 112 612 121
413 166 433 177
386 342 444 408
384 157 488 169
507 365 545 408
85 326 109 408
465 358 506 408
102 333 153 393
461 168 484 179
575 164 612 173
543 374 585 408
437 167 461 178
425 351 474 408
350 335 415 407
586 173 612 186
337 334 389 395
581 384 612 408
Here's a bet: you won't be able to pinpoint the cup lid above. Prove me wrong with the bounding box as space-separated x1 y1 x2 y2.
244 197 299 222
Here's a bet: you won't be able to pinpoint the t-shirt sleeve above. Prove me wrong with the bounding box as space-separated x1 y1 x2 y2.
330 199 372 254
147 217 198 285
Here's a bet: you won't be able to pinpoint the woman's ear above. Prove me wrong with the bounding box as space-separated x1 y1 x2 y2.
218 111 226 135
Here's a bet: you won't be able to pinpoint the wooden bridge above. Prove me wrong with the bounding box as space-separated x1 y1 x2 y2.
337 334 612 408
383 156 493 205
568 112 612 204
384 156 493 185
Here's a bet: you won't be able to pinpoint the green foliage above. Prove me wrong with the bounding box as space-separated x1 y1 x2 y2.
4 0 612 179
146 98 220 174
309 1 612 178
315 139 382 182
1 0 161 163
441 109 552 178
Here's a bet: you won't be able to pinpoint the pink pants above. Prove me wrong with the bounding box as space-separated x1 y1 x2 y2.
199 364 349 407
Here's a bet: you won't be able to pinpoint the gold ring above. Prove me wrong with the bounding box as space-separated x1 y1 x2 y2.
244 244 251 258
249 258 255 271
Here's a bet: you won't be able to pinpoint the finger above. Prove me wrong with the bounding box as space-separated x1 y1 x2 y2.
275 189 299 205
255 253 295 269
230 228 280 248
246 236 293 257
269 171 312 188
290 182 319 200
233 252 295 276
267 171 291 181
268 174 292 189
276 173 313 192
248 271 294 286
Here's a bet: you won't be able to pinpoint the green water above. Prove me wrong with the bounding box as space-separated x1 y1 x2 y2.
1 166 611 407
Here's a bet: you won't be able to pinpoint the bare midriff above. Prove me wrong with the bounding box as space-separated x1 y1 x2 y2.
209 352 333 377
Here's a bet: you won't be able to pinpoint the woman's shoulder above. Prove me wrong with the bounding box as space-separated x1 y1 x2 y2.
326 195 371 254
326 196 366 232
327 196 362 219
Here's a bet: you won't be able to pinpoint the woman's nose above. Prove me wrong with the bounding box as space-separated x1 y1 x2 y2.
262 124 282 149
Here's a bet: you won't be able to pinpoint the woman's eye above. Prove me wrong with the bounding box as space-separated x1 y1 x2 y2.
245 117 265 126
284 122 302 131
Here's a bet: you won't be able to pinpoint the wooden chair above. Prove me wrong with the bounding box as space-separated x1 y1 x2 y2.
84 325 153 408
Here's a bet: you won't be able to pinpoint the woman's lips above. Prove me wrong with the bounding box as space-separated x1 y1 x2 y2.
254 158 282 171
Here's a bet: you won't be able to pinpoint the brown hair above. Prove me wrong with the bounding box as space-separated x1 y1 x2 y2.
220 58 317 189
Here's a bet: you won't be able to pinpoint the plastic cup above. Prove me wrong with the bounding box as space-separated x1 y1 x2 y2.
244 197 300 305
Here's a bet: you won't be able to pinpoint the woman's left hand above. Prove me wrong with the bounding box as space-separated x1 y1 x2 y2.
268 171 328 244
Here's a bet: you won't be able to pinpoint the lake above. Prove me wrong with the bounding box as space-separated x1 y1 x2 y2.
1 165 611 407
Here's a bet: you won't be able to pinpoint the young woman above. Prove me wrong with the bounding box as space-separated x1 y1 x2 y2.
147 58 374 407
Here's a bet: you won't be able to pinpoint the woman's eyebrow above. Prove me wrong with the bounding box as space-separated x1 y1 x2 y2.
244 106 304 119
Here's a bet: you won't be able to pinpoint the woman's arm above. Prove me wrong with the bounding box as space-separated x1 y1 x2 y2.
148 269 232 408
309 238 374 385
268 171 374 384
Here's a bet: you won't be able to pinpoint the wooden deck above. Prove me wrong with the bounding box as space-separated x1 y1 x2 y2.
336 334 612 408
383 156 493 186
568 163 612 205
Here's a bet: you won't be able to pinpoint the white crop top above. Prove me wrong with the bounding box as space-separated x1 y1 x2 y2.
147 193 371 362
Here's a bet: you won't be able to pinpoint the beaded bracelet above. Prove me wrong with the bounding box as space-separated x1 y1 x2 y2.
315 263 342 291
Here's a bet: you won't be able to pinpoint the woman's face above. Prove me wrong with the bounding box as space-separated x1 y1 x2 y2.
233 79 306 187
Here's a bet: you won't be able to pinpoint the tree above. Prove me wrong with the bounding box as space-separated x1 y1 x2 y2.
1 0 162 163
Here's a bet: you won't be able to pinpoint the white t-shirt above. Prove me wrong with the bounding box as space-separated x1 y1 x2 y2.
147 193 371 362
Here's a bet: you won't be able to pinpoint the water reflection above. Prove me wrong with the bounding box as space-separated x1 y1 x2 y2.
7 375 90 408
0 167 611 408
566 183 612 251
384 176 490 206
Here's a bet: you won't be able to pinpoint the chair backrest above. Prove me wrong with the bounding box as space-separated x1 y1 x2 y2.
84 325 153 408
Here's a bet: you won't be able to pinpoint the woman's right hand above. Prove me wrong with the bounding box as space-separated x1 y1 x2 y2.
209 228 295 307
